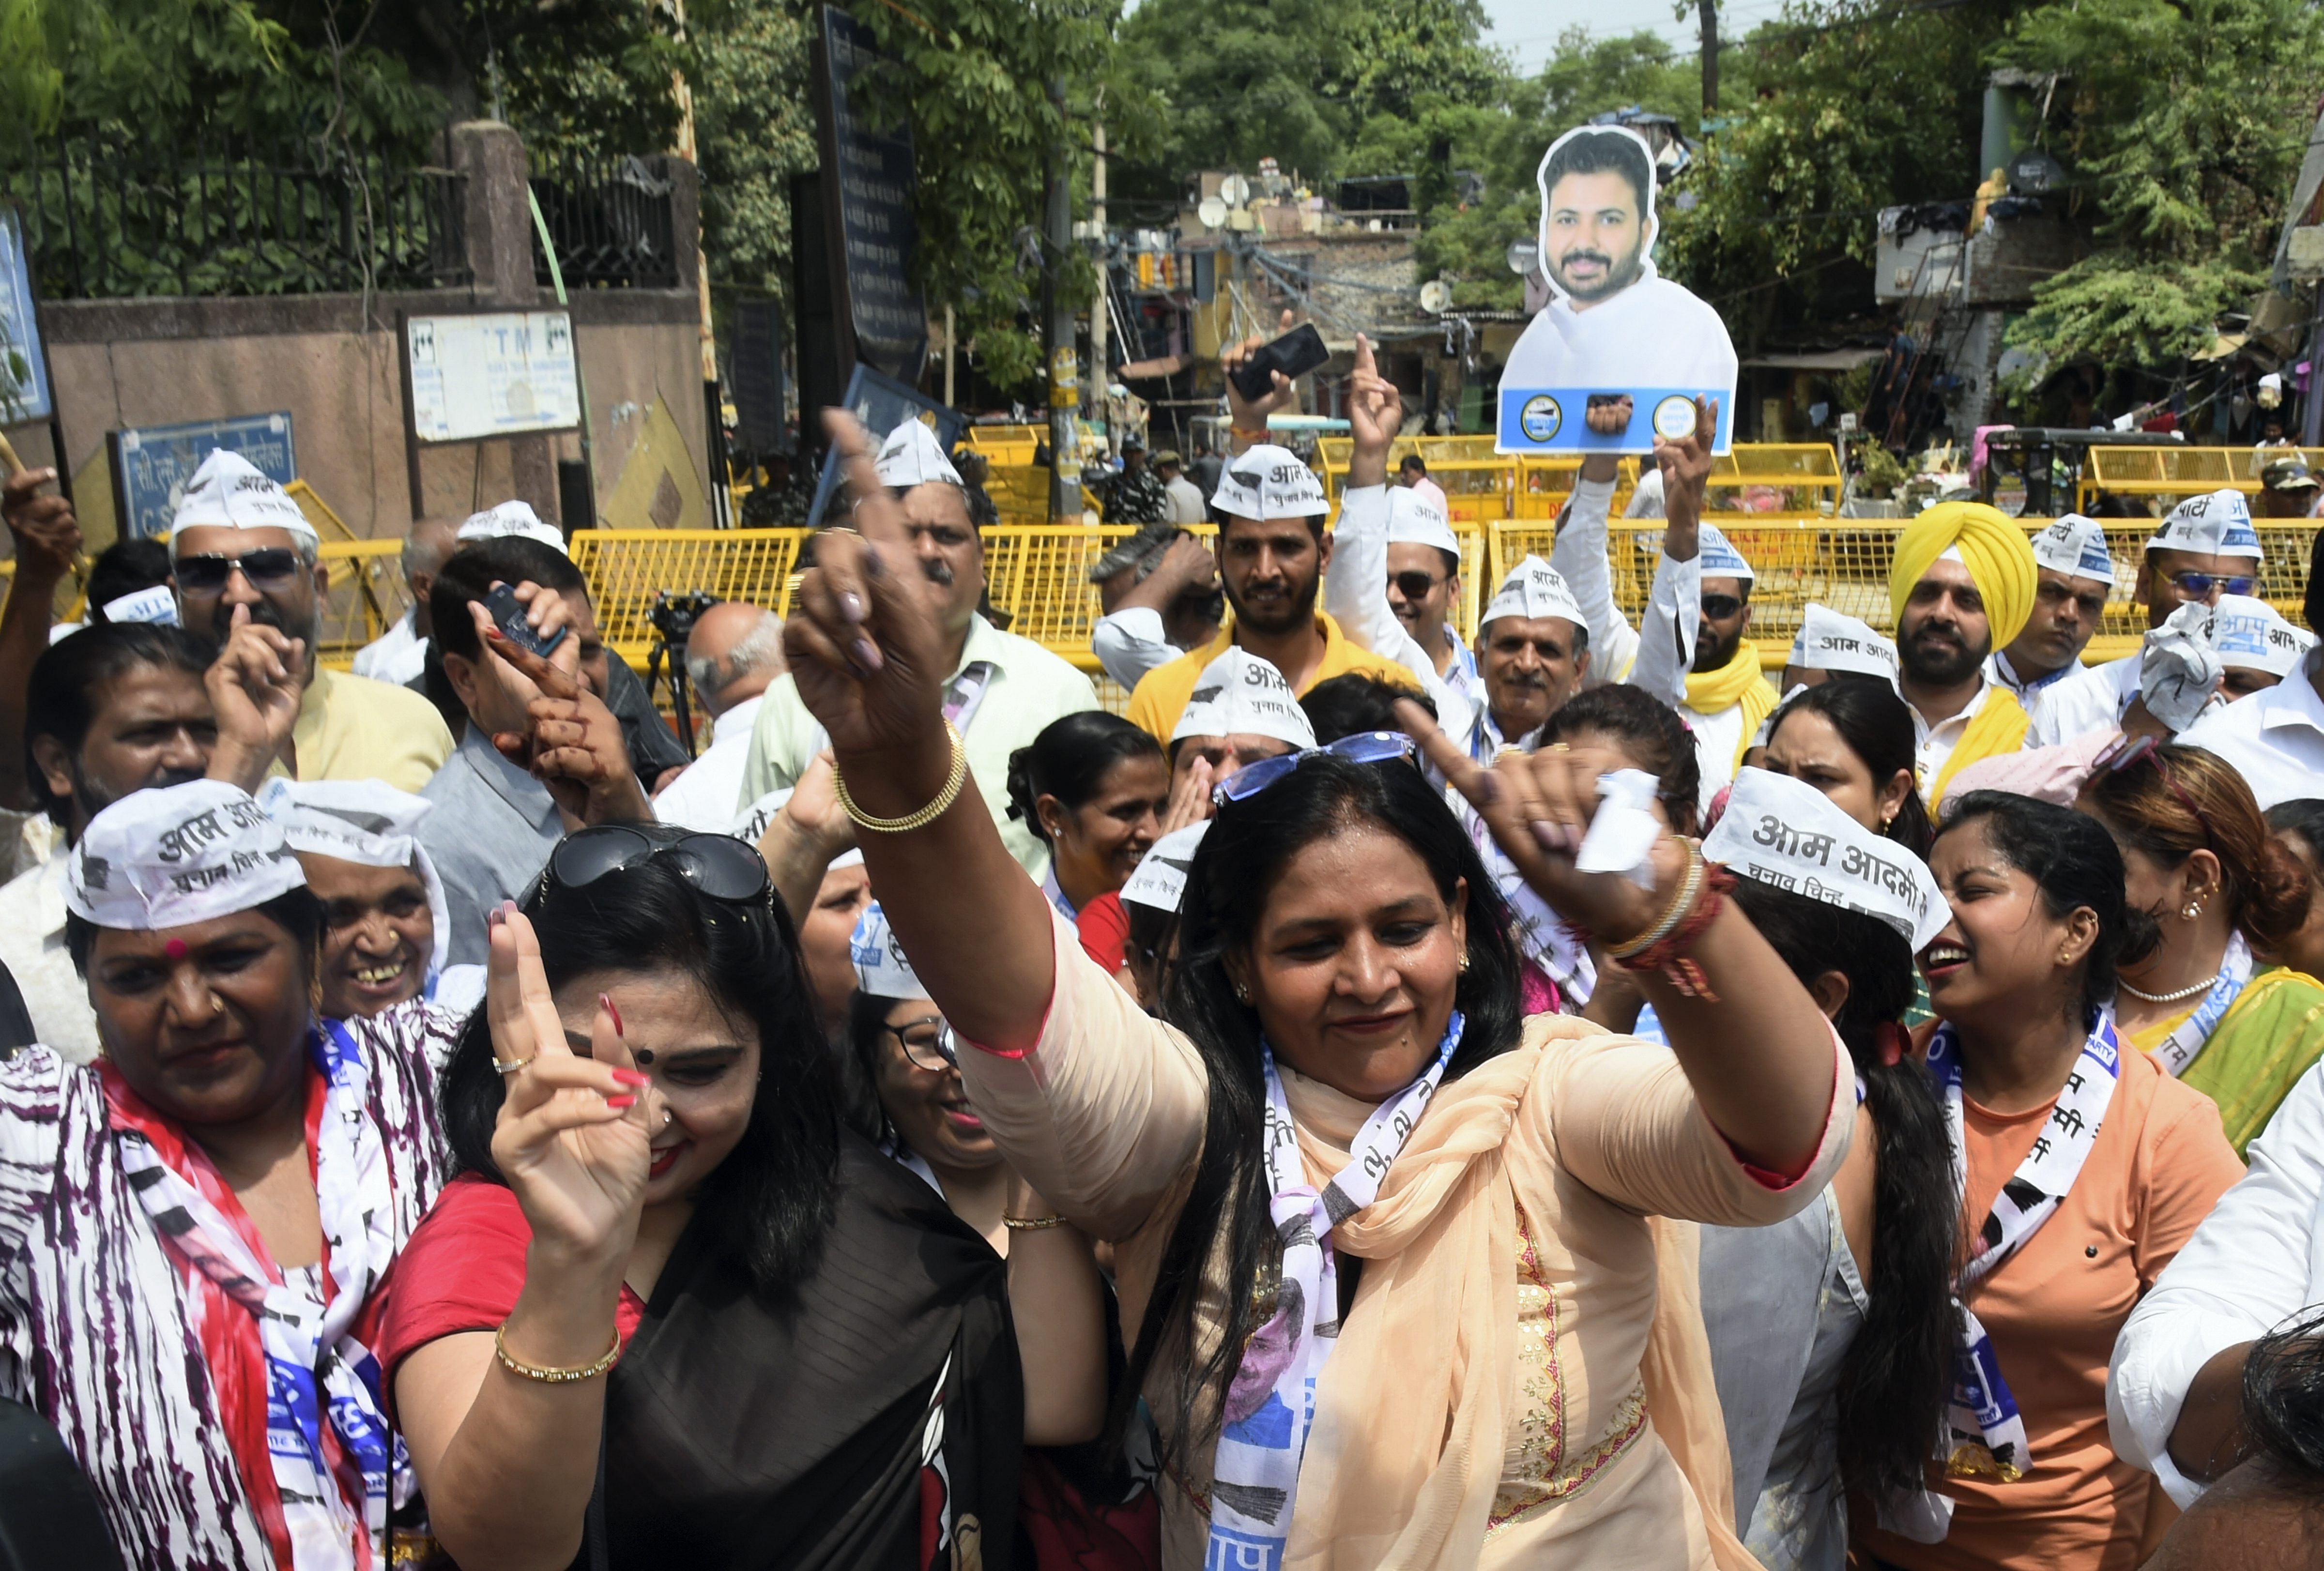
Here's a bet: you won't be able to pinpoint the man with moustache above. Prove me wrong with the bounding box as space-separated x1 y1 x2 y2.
168 450 452 791
740 420 1097 879
1468 556 1592 756
1885 501 2040 810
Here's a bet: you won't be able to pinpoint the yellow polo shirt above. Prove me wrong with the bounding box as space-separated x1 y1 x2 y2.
1124 613 1422 744
289 665 456 793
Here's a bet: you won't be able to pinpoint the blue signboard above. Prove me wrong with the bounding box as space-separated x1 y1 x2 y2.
805 364 963 530
0 209 51 426
111 412 296 540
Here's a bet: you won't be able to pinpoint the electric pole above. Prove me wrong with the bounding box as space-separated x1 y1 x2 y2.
1043 80 1080 520
1699 0 1719 116
1089 119 1108 433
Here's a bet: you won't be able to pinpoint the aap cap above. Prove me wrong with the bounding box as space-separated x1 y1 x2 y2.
2029 514 2117 586
1386 484 1458 557
1171 647 1316 749
850 900 928 1001
1480 555 1586 631
1121 821 1210 914
1697 521 1756 583
2147 488 2263 562
2209 594 2315 678
67 779 307 932
257 777 452 980
731 788 864 871
169 450 319 549
99 585 180 627
874 419 963 490
1703 767 1951 951
2140 602 2224 732
1786 604 1899 683
458 500 567 556
1210 444 1330 521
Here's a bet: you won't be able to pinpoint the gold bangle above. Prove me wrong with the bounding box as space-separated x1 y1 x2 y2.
1230 425 1269 439
1003 1214 1067 1231
1605 838 1706 962
494 1320 623 1384
831 721 967 834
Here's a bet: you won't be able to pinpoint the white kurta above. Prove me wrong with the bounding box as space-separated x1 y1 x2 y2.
1501 275 1737 397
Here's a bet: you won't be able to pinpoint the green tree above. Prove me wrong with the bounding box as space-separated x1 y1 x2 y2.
693 0 815 297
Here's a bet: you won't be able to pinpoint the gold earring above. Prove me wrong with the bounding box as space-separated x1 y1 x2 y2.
1234 981 1252 1005
2182 897 2204 920
1457 951 1471 975
2058 946 2073 966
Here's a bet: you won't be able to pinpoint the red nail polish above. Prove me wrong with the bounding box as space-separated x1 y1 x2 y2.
610 1068 648 1087
604 1095 636 1110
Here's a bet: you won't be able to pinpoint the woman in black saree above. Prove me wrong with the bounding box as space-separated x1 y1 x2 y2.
380 826 1021 1571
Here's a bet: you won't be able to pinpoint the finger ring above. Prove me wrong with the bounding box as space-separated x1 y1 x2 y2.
1550 743 1571 753
492 1054 537 1076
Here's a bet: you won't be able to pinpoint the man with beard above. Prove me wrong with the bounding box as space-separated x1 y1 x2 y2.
1885 501 2040 809
1990 514 2115 701
740 419 1097 878
1498 127 1734 408
2031 488 2266 746
168 450 452 791
0 619 301 1059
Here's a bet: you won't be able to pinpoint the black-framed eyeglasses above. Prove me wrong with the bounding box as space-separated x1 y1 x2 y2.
886 1014 960 1072
2169 570 2257 598
1700 593 1744 620
1391 569 1448 601
175 548 302 594
1213 730 1418 807
545 824 772 904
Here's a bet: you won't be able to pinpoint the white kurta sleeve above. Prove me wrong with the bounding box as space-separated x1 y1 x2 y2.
1324 485 1476 739
1547 477 1640 685
2108 1056 2324 1507
1627 549 1700 708
1090 608 1177 691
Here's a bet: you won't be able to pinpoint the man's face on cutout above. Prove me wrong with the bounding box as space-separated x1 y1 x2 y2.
1544 169 1648 307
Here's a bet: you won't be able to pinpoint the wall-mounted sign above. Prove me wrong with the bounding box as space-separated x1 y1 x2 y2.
406 310 581 443
0 209 52 426
110 412 295 539
813 6 927 384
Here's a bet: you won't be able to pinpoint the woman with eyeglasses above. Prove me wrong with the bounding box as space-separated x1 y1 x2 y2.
774 414 1855 1569
380 824 1023 1571
1855 793 2243 1571
2077 740 2324 1154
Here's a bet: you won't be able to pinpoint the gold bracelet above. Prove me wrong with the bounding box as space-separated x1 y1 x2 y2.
831 721 967 834
1003 1214 1067 1231
1605 838 1706 962
494 1320 623 1384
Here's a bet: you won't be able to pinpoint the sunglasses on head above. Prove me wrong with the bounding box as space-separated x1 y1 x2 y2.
1391 569 1447 601
2092 733 2207 829
2168 570 2257 598
1213 730 1418 807
544 824 772 904
174 548 302 594
1700 593 1744 620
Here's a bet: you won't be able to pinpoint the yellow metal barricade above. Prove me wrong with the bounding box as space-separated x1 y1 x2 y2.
2081 446 2324 512
315 539 410 669
570 530 807 668
1313 435 1514 522
964 425 1045 468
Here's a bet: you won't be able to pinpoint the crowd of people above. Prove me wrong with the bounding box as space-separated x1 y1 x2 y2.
0 325 2322 1571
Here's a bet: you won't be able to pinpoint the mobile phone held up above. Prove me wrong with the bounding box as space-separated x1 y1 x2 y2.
1229 323 1330 407
483 583 566 660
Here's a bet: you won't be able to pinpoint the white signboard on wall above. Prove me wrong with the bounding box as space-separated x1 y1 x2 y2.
406 310 580 442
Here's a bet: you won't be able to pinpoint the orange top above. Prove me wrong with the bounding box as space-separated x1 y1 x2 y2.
1859 1041 2242 1571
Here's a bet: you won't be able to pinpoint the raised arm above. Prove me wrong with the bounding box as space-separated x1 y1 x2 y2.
1325 338 1437 673
1627 397 1716 706
0 466 80 810
1548 454 1638 684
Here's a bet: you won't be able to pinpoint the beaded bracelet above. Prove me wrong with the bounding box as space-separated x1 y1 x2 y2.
832 721 967 834
1608 865 1737 1001
494 1320 622 1384
1002 1214 1066 1231
1605 838 1707 963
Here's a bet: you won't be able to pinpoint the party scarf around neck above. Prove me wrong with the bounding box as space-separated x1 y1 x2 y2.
1205 1013 1462 1568
1926 686 2029 812
2140 933 2255 1079
1684 642 1777 766
101 1022 405 1571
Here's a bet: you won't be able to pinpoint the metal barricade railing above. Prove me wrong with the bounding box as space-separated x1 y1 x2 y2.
316 539 409 668
568 530 808 667
2081 446 2324 512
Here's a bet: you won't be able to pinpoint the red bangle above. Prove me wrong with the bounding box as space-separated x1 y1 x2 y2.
1607 865 1736 1001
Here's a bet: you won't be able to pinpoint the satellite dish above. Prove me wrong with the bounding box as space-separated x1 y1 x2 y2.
2008 149 2067 196
1419 279 1452 314
1219 173 1251 208
1197 196 1228 229
1504 239 1539 277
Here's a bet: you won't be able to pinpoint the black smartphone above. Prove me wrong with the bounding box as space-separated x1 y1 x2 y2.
483 582 566 659
1230 322 1330 405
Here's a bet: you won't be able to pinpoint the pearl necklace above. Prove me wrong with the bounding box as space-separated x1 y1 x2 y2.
2119 970 2222 1005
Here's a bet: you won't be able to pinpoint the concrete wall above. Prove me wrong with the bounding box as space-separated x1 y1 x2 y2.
7 122 710 549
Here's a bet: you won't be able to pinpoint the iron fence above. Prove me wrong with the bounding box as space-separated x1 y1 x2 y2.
0 132 469 300
529 152 682 290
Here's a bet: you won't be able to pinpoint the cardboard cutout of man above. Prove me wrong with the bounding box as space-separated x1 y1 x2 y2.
1497 125 1738 455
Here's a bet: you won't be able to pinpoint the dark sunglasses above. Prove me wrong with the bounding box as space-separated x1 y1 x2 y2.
2092 733 2207 829
1391 569 1448 601
2169 570 2257 598
1214 730 1418 807
545 824 772 904
886 1014 961 1073
1700 593 1744 620
175 548 302 593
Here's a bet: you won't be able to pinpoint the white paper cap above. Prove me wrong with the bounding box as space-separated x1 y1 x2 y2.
2147 488 2263 562
1170 647 1316 748
850 900 928 1001
67 779 308 932
1704 767 1951 951
1786 603 1899 682
2209 594 2315 678
1121 821 1210 914
169 450 318 548
1210 444 1331 521
731 788 865 871
2140 601 2225 732
257 777 451 980
1480 554 1586 631
457 500 567 556
1386 484 1458 556
2029 514 2117 585
1696 521 1756 582
874 419 963 490
100 585 181 627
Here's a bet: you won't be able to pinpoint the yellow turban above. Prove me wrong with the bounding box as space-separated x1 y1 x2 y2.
1888 502 2038 650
